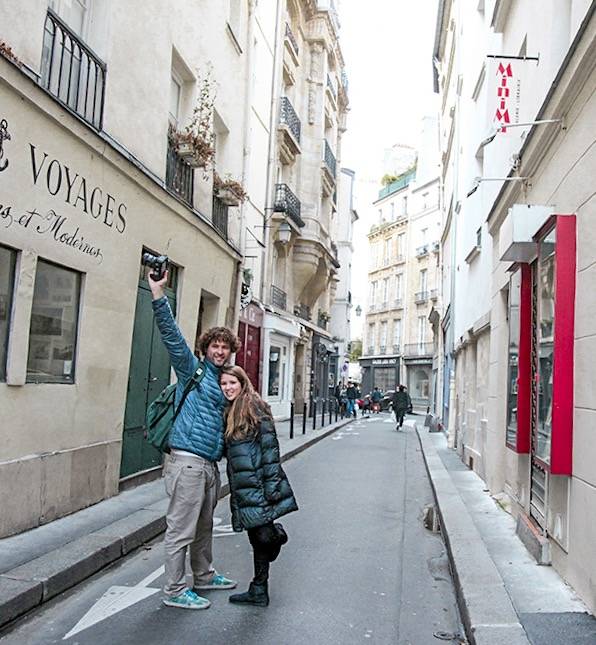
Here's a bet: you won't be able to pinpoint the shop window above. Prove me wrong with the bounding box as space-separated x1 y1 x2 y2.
506 265 531 453
0 245 17 381
536 229 555 463
26 260 81 384
533 215 576 475
268 345 281 396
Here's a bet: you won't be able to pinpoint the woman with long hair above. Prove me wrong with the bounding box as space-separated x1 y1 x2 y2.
219 365 298 606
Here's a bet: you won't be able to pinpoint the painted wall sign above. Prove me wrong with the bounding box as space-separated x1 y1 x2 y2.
0 118 130 264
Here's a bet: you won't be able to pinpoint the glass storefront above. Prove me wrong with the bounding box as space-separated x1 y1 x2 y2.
26 260 81 384
0 245 17 381
506 269 521 448
536 229 556 464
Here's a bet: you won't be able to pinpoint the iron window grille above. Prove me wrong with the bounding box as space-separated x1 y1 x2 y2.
285 23 299 56
274 183 304 227
166 138 194 206
40 9 106 130
270 285 287 310
323 140 337 178
279 97 301 144
212 194 229 239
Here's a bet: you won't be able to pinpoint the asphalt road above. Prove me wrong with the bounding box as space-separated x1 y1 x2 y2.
2 415 464 645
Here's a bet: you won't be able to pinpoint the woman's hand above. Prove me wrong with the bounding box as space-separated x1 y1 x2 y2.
148 270 169 300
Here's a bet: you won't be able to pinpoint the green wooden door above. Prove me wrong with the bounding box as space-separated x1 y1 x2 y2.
120 275 177 478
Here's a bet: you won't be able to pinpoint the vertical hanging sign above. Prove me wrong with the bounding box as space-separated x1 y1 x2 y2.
487 56 537 134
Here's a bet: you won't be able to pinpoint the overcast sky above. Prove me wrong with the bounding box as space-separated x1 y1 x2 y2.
338 0 439 339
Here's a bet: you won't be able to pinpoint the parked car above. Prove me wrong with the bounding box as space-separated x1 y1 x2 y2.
380 390 396 411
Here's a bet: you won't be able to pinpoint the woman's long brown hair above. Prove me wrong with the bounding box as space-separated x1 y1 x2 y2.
220 365 273 441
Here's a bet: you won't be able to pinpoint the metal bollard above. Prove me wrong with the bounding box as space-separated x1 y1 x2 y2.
312 400 317 430
328 399 332 425
321 399 325 426
290 401 294 439
302 402 307 435
335 399 338 422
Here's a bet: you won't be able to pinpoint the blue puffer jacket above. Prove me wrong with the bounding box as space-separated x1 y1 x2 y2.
152 296 225 461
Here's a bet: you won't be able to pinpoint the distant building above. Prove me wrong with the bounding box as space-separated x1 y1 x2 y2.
360 119 441 407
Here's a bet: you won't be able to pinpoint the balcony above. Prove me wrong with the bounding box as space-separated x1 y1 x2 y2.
284 23 299 62
212 194 228 239
317 311 330 329
430 289 438 301
394 298 403 309
271 285 287 310
166 138 194 206
368 303 377 312
40 9 106 129
377 168 416 200
432 241 440 253
392 344 401 354
415 291 429 304
294 302 311 321
278 97 301 163
326 74 337 104
367 346 374 355
321 140 336 196
403 342 434 358
416 244 429 258
379 345 386 354
274 183 304 228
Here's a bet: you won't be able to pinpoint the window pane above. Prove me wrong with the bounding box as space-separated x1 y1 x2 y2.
0 246 17 381
506 270 521 447
268 345 281 396
27 261 81 383
536 229 556 463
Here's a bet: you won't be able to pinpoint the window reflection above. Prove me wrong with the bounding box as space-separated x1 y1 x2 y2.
536 229 556 463
0 246 17 381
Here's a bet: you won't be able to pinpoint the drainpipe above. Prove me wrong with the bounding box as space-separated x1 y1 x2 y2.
231 0 257 333
260 0 284 305
447 0 462 448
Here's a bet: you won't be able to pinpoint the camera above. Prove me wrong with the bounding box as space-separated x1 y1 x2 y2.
142 252 169 281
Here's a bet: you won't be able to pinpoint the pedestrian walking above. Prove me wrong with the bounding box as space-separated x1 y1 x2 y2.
219 365 298 607
346 381 358 418
371 386 382 413
391 385 412 430
149 272 239 610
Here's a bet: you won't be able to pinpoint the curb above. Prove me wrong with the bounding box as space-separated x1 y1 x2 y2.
415 424 531 645
0 418 352 630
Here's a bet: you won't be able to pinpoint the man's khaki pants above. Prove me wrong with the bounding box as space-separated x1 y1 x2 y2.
163 450 220 597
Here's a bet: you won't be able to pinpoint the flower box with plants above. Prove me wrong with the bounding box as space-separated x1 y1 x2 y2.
169 70 216 169
213 172 248 206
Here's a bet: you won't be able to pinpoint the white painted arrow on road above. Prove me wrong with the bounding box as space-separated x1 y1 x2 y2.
63 566 163 640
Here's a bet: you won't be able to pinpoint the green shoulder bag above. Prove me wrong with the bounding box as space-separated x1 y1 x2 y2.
145 362 206 453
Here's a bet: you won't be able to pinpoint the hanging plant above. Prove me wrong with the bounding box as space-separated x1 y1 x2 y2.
169 69 216 169
214 172 248 206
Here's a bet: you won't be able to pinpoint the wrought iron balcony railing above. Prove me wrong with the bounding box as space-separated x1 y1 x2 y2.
379 345 386 354
323 140 337 178
432 241 440 253
279 96 301 144
317 311 329 329
367 346 374 355
166 138 194 206
392 344 401 354
416 244 429 258
271 285 287 310
294 302 311 321
430 289 438 300
285 23 299 56
415 291 429 304
403 342 434 357
326 74 337 101
212 194 228 238
40 9 106 129
274 183 304 228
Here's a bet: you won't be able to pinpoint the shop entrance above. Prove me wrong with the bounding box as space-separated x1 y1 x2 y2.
120 260 178 479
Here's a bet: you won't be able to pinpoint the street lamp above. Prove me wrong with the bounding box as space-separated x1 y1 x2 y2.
277 221 292 244
355 304 362 317
466 175 529 198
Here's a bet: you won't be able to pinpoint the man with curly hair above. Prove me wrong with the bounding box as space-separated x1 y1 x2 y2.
148 271 241 610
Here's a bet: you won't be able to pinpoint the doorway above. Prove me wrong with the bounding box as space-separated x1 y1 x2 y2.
120 257 178 479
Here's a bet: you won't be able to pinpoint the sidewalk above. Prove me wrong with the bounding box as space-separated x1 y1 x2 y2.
416 423 596 645
0 414 354 629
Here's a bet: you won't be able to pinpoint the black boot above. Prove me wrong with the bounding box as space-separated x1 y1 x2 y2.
229 556 269 607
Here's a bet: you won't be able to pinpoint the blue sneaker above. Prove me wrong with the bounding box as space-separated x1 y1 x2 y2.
195 573 237 590
163 589 211 610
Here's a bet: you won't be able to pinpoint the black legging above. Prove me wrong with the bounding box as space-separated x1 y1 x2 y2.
246 523 285 586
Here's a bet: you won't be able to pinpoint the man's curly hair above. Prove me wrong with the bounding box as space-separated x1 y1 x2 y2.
198 326 241 356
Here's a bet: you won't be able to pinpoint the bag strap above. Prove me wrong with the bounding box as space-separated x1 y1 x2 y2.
172 361 206 422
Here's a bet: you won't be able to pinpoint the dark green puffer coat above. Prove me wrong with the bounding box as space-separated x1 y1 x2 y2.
226 417 298 531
